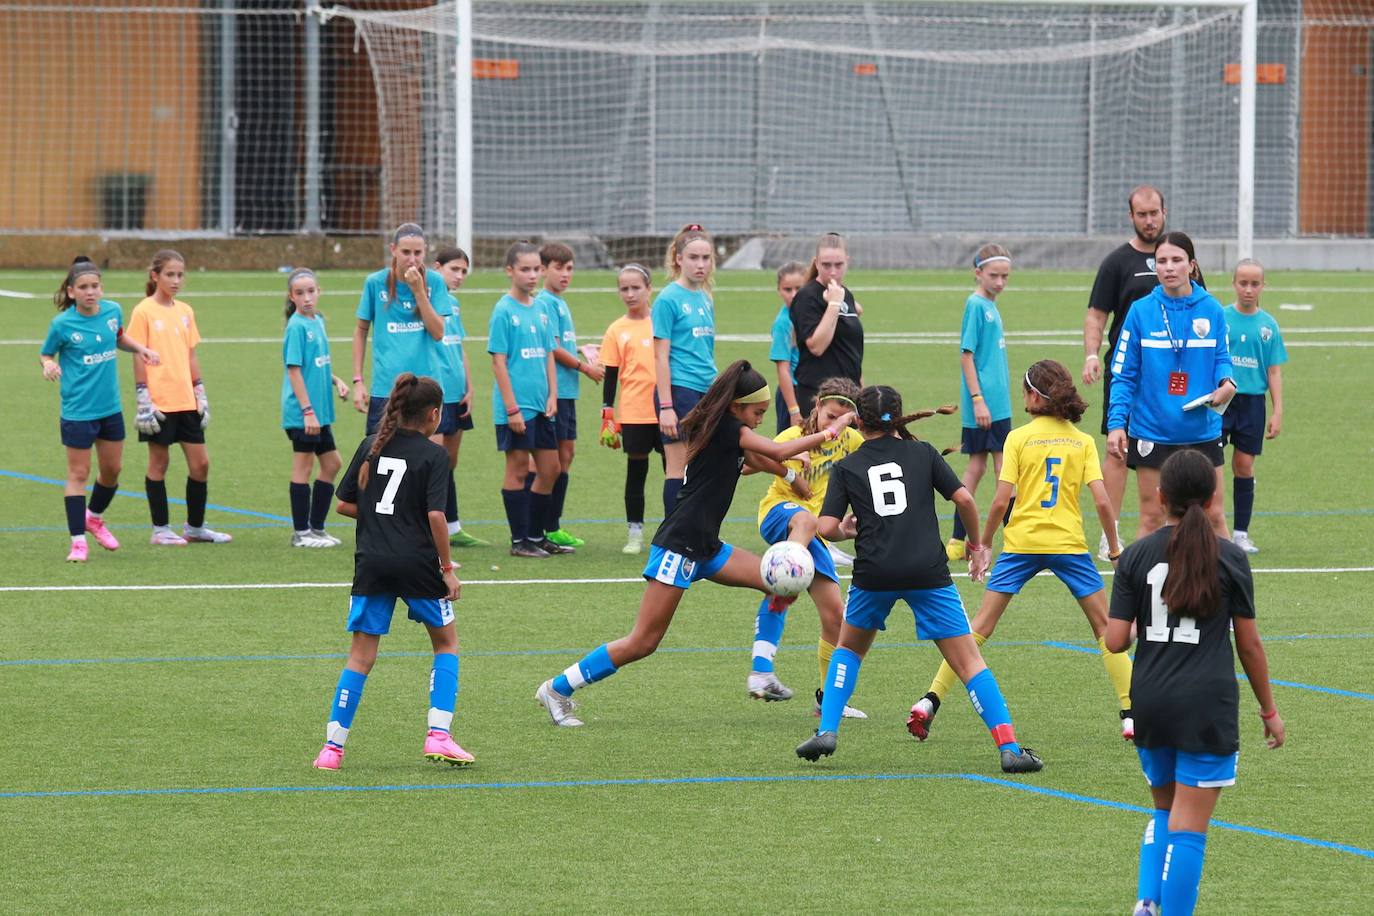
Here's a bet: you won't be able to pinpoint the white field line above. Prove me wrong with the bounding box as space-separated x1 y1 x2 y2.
2 566 1370 593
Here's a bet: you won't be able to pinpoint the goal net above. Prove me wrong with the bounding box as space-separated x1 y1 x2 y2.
324 1 1255 245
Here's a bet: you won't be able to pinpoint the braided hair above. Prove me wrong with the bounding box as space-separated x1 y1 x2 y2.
356 373 443 490
856 385 952 440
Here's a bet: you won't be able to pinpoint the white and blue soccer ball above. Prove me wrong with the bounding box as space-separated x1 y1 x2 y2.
760 541 815 598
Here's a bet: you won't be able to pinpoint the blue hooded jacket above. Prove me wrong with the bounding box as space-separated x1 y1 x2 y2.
1107 282 1233 444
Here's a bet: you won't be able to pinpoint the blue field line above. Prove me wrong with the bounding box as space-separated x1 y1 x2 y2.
0 770 1368 859
0 469 290 522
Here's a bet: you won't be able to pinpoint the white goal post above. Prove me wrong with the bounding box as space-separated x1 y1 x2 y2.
319 0 1258 258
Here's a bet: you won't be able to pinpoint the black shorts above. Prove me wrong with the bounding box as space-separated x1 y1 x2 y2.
653 385 706 445
60 412 125 449
495 413 557 452
437 401 475 436
1127 437 1224 470
285 425 338 455
621 422 663 456
139 410 205 445
555 398 577 441
365 396 388 436
1221 393 1266 456
961 418 1011 455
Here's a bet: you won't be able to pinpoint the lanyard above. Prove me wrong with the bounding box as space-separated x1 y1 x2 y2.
1158 297 1186 369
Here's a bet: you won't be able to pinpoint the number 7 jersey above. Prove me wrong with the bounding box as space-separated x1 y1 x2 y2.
999 415 1103 555
821 436 964 591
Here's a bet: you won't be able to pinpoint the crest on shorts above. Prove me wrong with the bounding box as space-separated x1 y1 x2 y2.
1137 439 1155 457
1260 326 1273 343
1192 318 1210 338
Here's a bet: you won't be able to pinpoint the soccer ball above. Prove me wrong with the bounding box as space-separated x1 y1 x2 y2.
759 541 815 598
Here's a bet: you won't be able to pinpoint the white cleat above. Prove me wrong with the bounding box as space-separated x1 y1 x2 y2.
310 529 343 546
184 525 233 544
814 689 868 719
1232 531 1259 554
1120 711 1135 741
150 526 188 547
747 672 794 701
536 679 584 727
827 543 854 567
1131 900 1159 916
292 531 333 548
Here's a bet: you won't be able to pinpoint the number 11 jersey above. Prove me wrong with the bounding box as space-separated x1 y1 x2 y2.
1109 528 1256 755
337 429 450 598
821 436 964 591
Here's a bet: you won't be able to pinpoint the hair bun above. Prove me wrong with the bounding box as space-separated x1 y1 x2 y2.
72 255 93 265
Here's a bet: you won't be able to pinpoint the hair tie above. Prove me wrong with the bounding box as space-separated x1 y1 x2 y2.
733 383 771 405
621 263 651 284
1024 371 1048 400
684 223 703 232
819 394 857 411
392 222 425 244
880 412 892 422
974 254 1011 269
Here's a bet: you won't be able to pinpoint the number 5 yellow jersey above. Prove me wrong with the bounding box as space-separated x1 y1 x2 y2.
999 415 1102 554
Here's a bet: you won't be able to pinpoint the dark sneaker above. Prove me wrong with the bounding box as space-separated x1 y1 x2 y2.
510 541 551 559
1000 746 1044 773
795 731 837 762
536 537 575 555
906 692 940 741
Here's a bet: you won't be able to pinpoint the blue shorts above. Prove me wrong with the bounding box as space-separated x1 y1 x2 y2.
1221 393 1266 456
961 418 1011 455
844 583 972 640
60 412 125 449
365 396 388 436
347 593 455 635
494 413 557 452
986 552 1104 599
555 398 577 441
759 502 838 585
654 385 706 445
436 400 475 436
1137 746 1238 789
643 542 734 590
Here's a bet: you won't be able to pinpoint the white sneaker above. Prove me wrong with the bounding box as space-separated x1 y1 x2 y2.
292 531 332 548
827 543 854 567
536 679 584 727
310 529 342 546
184 525 233 544
747 672 794 702
813 689 868 719
622 525 644 555
1232 531 1259 554
150 526 188 546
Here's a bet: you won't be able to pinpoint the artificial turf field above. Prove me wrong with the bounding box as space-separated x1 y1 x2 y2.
1 266 1371 912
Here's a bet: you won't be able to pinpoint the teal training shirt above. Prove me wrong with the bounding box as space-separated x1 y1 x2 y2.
488 294 555 424
536 289 581 399
281 311 336 428
435 299 468 403
1224 305 1288 395
41 300 124 421
651 281 716 394
768 304 799 378
355 267 453 398
958 293 1011 427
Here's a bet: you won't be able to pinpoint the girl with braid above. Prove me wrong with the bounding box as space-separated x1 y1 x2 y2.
313 374 471 770
910 359 1133 744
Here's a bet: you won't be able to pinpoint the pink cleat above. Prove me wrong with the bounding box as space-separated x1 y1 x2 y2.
85 511 120 551
66 540 88 563
423 729 475 767
313 743 343 770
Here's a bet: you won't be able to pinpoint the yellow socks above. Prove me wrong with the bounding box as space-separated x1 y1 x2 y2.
1097 635 1133 710
818 639 836 686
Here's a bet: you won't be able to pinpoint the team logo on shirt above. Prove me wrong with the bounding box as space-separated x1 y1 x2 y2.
314 355 331 368
511 316 520 326
182 315 191 328
306 331 315 341
1260 326 1273 342
1146 258 1156 271
1192 318 1211 338
70 332 83 343
106 318 118 333
985 310 994 321
681 304 691 315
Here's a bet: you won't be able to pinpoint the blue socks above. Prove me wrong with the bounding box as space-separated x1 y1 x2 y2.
663 478 683 518
89 481 117 515
552 472 569 530
1234 475 1256 532
64 495 85 537
445 473 458 525
818 648 862 733
428 652 459 733
751 597 788 673
1162 829 1207 915
289 483 310 531
501 487 528 544
552 644 618 697
1137 808 1170 907
309 480 334 531
326 668 367 747
965 667 1020 753
530 491 553 540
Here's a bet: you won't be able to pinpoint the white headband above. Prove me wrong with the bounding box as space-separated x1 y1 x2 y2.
975 255 1011 268
1024 371 1047 400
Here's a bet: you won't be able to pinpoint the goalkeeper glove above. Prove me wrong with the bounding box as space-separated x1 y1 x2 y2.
599 407 621 450
193 380 210 429
135 384 164 435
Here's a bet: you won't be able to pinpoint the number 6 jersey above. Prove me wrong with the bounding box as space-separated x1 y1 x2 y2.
337 429 450 598
1109 529 1256 755
821 436 964 591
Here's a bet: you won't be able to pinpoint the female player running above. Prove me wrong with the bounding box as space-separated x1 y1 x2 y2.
599 263 660 554
126 249 232 545
312 373 472 770
534 360 853 727
797 385 1042 774
280 268 350 548
1106 448 1283 916
653 224 717 518
911 359 1133 742
40 257 159 562
432 246 487 548
746 376 868 720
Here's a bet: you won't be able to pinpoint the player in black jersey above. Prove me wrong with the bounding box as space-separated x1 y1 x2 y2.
312 374 472 770
796 385 1042 774
534 360 854 727
1106 449 1284 916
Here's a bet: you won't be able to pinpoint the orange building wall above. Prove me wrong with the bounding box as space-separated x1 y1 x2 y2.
0 0 202 231
1299 0 1373 235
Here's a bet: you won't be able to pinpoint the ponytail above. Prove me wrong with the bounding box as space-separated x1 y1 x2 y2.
1159 449 1221 618
356 373 443 491
680 360 767 461
1023 359 1088 423
54 256 100 310
856 385 955 441
146 249 185 297
284 267 317 322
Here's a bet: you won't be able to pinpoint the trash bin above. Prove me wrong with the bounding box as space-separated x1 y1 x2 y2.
97 173 151 229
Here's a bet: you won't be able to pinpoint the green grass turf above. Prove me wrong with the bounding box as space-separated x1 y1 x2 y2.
1 268 1371 911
